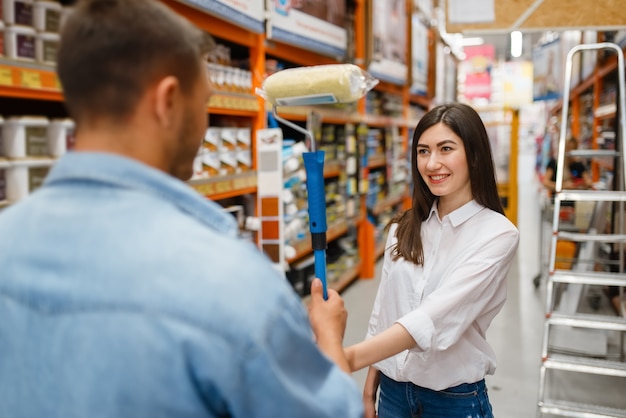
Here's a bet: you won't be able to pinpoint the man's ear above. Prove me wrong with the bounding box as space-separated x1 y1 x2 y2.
154 76 180 128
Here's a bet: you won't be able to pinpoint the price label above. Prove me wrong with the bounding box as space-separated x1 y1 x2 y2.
193 182 216 196
214 180 230 194
20 70 42 89
0 68 13 86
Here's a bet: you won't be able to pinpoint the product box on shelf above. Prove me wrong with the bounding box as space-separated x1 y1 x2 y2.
236 128 251 149
47 118 75 156
5 158 52 201
5 25 36 62
33 0 61 32
35 31 59 65
320 124 337 160
2 116 50 158
201 151 221 177
203 127 221 152
236 149 251 172
220 128 238 151
286 255 315 296
219 150 238 175
3 0 34 26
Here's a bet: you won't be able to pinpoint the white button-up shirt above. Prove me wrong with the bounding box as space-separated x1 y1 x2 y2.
366 200 519 391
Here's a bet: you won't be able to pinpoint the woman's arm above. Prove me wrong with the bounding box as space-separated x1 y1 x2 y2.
363 367 381 418
345 323 416 372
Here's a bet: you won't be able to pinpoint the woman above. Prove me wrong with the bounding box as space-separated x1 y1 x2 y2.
345 103 519 417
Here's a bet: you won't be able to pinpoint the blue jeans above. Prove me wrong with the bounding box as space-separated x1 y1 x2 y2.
378 373 494 418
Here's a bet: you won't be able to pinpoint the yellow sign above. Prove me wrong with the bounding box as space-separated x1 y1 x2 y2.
20 70 42 89
0 68 13 86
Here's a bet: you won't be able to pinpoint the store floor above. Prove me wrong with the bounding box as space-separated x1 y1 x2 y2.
340 189 625 416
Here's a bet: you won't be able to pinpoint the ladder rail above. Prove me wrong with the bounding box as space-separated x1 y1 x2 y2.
555 42 626 195
539 42 626 417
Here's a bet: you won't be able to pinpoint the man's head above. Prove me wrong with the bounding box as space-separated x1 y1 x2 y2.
57 0 214 179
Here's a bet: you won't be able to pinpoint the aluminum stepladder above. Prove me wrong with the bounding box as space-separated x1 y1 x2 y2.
537 43 626 418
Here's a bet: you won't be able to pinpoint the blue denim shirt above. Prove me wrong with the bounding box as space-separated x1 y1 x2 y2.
0 152 363 418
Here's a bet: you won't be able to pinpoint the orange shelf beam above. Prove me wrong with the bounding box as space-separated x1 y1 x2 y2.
359 218 376 279
188 171 257 200
0 63 63 101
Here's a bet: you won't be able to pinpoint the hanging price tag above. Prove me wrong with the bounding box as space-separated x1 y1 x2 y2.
0 68 13 86
20 70 42 89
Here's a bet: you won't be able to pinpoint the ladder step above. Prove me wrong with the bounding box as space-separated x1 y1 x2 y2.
550 270 626 287
556 231 626 242
568 149 620 158
556 190 626 202
547 312 626 332
543 353 626 377
539 400 626 417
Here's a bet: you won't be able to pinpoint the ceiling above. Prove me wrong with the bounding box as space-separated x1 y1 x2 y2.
473 33 544 61
445 0 626 35
442 0 626 61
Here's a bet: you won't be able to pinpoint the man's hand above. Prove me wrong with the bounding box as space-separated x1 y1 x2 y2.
308 278 350 372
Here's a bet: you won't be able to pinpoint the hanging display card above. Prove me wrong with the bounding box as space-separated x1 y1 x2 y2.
368 0 407 85
178 0 265 33
462 44 495 101
410 14 429 96
269 0 347 58
532 38 562 102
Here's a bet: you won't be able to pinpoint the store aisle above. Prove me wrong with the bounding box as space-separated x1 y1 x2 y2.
342 254 544 417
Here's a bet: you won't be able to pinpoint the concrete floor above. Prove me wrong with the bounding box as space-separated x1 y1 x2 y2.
341 186 625 417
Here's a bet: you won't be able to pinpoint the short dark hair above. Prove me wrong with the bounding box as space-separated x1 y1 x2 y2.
392 103 504 265
57 0 214 122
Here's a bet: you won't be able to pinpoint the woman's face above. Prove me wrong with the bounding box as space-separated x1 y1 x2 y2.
416 122 472 212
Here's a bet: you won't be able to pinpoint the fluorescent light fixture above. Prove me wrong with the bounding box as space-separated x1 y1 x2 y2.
460 37 485 46
511 31 523 58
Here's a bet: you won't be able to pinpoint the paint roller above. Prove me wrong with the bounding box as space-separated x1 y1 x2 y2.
257 64 378 299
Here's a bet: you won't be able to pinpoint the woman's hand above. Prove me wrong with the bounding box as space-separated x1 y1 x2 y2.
363 367 380 418
364 396 378 418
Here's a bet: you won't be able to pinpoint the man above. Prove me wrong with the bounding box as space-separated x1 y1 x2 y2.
0 1 363 417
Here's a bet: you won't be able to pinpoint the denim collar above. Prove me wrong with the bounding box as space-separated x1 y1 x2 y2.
44 152 238 236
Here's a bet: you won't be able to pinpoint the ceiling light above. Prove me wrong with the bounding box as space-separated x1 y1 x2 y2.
460 37 485 46
511 31 523 58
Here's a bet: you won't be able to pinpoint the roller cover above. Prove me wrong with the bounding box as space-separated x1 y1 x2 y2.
257 64 378 106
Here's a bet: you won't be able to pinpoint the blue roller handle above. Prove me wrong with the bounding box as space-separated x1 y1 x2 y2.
303 150 328 300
